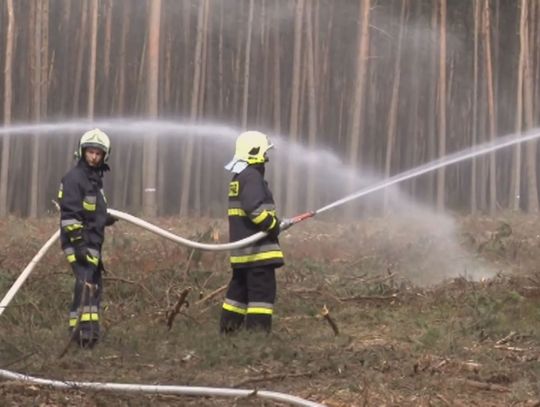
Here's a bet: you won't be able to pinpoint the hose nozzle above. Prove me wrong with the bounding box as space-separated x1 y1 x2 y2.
280 211 315 231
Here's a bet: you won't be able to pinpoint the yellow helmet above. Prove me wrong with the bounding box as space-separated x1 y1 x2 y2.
78 128 111 161
233 131 273 164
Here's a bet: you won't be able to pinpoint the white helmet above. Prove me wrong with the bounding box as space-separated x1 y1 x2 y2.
78 128 111 162
232 131 273 164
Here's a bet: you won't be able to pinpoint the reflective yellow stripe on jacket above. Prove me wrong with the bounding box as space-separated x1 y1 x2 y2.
230 250 284 265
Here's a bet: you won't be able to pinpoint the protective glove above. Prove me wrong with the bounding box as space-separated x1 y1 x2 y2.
105 214 118 227
266 218 280 239
73 240 89 264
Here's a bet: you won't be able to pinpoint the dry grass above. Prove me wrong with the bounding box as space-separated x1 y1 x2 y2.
1 213 540 406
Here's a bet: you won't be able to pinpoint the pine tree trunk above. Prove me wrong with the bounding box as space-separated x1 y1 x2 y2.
272 7 284 209
483 0 497 215
305 1 318 210
0 0 15 216
348 0 371 168
58 1 72 115
100 0 113 114
112 1 131 207
259 0 270 125
72 2 88 116
471 0 480 214
436 0 447 212
29 1 43 217
143 0 161 217
511 0 526 211
180 0 205 216
384 0 407 210
218 1 224 118
523 0 539 212
427 1 438 204
241 0 254 128
284 0 304 216
115 1 130 116
194 0 210 214
87 0 98 119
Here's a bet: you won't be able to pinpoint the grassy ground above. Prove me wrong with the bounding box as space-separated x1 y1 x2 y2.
1 213 540 406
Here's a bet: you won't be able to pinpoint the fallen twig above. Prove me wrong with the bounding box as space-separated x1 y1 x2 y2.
183 249 196 281
201 271 215 291
454 378 510 392
435 393 451 406
195 284 227 306
289 288 321 295
495 331 517 345
166 287 191 330
458 361 481 373
321 304 339 336
494 345 528 352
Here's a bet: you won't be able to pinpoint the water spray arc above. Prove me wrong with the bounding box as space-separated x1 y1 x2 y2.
308 128 540 216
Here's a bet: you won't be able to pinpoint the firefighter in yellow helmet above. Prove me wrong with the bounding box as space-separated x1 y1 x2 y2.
57 129 117 348
220 131 284 333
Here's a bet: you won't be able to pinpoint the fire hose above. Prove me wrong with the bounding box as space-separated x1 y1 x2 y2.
0 209 322 407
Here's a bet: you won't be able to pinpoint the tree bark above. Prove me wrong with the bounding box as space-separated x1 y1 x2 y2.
427 0 439 204
305 1 318 210
348 0 371 168
180 0 206 216
523 0 538 212
0 0 15 216
511 0 526 211
271 5 284 209
436 0 447 212
284 0 304 215
241 0 255 128
72 1 88 116
100 0 113 114
384 0 407 211
87 0 98 119
471 0 480 214
194 0 210 214
143 0 161 217
29 1 44 217
483 0 497 215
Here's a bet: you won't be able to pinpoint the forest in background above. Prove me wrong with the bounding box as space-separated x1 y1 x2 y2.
0 0 539 217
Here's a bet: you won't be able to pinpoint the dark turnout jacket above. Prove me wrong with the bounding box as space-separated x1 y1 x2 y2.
228 164 284 269
58 159 108 253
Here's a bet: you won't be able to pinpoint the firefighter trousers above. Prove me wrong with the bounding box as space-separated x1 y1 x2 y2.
69 260 102 348
220 266 276 334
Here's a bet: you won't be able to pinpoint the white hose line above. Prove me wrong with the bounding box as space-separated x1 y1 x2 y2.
108 209 269 251
0 369 325 407
0 229 60 318
0 212 325 407
0 208 266 317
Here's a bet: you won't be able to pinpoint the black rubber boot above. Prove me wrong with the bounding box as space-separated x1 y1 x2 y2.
220 310 245 334
77 321 100 349
246 314 272 333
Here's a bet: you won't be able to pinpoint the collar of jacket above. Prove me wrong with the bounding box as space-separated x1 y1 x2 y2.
251 163 265 176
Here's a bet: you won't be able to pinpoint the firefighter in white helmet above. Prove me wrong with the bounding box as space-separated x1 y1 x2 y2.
220 131 284 333
57 129 117 348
